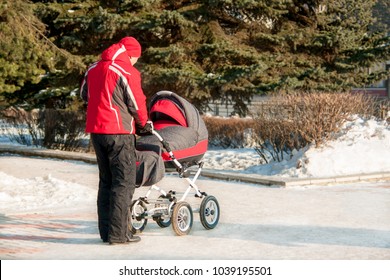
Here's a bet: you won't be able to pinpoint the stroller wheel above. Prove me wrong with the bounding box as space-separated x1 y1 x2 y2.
156 216 171 228
171 201 193 236
128 200 148 234
200 195 220 230
155 195 172 228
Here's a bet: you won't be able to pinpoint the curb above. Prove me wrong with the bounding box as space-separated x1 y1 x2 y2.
200 169 390 186
0 145 97 164
1 145 389 186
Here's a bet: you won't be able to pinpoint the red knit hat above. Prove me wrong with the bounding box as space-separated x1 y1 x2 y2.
119 37 142 57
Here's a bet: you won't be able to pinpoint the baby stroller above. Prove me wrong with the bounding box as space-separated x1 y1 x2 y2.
130 91 220 236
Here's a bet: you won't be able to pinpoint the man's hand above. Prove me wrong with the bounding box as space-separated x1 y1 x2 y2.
137 121 154 136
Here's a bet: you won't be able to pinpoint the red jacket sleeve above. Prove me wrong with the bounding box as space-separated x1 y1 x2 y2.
125 67 148 130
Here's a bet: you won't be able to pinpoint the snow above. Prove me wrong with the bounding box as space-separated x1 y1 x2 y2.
0 115 389 214
203 115 390 177
0 115 389 264
0 172 94 214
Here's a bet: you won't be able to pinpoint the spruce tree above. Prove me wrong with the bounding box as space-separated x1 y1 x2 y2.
0 0 84 109
1 0 389 114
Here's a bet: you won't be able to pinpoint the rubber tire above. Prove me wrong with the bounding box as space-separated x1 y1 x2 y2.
155 196 172 228
171 201 193 236
128 200 148 234
199 195 220 230
156 216 171 228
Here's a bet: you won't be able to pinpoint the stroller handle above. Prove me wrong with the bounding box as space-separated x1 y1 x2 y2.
152 130 187 176
152 129 164 142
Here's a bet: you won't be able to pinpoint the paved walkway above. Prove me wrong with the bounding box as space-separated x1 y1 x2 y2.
1 145 390 260
1 160 389 260
1 144 390 186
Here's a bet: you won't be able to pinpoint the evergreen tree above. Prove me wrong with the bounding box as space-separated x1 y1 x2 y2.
0 0 84 109
1 0 389 114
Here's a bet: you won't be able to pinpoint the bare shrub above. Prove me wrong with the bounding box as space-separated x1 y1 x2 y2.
252 92 377 162
377 99 390 122
41 109 87 151
1 107 43 146
253 119 303 163
1 107 87 151
203 116 258 148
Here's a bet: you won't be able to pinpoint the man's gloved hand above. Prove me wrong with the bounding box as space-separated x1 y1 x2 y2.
137 121 154 136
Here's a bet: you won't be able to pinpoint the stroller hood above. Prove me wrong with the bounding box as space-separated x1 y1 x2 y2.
149 90 208 142
137 91 208 167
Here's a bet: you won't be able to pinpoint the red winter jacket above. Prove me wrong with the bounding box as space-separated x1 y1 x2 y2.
80 43 148 134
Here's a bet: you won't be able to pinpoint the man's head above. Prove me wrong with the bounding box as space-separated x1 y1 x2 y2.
119 37 142 58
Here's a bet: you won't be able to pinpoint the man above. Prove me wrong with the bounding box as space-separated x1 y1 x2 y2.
80 37 152 245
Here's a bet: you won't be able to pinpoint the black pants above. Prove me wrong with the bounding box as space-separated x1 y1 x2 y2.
91 134 136 243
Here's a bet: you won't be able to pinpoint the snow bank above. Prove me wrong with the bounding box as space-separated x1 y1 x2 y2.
205 116 390 178
0 172 95 214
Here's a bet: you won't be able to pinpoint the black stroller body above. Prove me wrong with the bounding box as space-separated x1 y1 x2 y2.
130 91 220 236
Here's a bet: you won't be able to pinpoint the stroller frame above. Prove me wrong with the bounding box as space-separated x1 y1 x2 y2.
129 130 220 236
